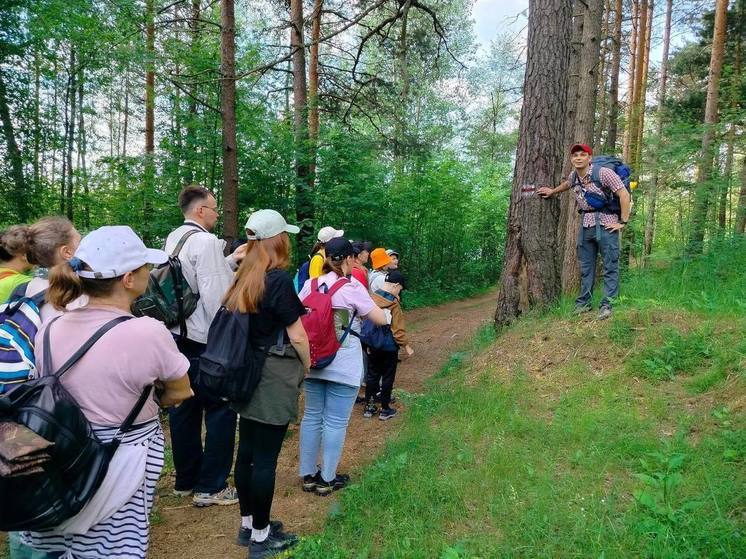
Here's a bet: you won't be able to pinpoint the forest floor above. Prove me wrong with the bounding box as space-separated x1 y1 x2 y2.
148 289 498 559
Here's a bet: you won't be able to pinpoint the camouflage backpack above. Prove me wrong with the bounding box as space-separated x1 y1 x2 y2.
131 228 200 337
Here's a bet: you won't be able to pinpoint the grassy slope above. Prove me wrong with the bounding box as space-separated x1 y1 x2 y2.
294 240 746 559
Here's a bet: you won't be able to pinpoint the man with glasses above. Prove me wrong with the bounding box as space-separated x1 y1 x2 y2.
165 184 245 507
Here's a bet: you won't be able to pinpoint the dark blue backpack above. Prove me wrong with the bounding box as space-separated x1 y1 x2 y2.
295 260 311 293
572 155 632 217
360 319 398 352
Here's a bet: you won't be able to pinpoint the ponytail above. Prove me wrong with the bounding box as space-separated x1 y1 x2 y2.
322 256 345 276
47 261 119 310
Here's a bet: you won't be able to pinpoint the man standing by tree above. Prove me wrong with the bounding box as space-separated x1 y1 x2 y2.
538 144 631 319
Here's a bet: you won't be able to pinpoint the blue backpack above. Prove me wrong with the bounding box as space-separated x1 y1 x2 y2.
360 319 398 352
295 260 311 293
0 289 46 394
572 155 632 217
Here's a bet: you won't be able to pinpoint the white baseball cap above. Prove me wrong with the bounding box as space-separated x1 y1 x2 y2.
244 209 300 240
317 226 344 243
73 226 168 279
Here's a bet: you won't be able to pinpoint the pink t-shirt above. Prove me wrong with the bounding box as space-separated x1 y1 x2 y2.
299 272 377 317
35 306 189 426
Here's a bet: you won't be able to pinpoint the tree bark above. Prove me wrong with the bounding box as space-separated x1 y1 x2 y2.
719 16 741 232
687 0 728 254
65 47 77 221
495 0 573 327
560 0 603 293
622 0 638 161
394 0 413 156
594 0 611 148
308 0 322 181
633 0 653 172
291 0 313 251
736 158 746 234
185 0 201 185
643 0 672 258
0 67 29 220
77 73 90 229
221 0 239 248
143 0 156 243
626 0 647 173
33 50 41 193
605 0 623 152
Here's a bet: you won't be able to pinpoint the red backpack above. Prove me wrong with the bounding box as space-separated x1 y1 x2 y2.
301 278 357 369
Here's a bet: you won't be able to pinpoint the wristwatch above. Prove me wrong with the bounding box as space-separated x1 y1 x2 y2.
619 220 628 225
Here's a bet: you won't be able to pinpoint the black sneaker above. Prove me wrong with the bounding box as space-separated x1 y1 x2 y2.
249 531 298 559
379 407 398 421
236 520 285 546
363 403 377 418
355 395 366 404
374 391 396 404
302 471 321 493
315 473 350 496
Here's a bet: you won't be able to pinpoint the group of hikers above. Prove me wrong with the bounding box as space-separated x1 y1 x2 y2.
0 142 630 559
0 185 413 559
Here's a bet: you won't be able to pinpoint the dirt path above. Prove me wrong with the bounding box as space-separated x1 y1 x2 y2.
149 290 497 559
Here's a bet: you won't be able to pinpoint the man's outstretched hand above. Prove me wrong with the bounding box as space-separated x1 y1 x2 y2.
537 186 554 198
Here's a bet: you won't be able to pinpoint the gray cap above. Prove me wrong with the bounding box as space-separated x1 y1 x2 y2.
244 209 300 240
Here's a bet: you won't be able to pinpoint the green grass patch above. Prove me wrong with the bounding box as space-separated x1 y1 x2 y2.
292 241 745 559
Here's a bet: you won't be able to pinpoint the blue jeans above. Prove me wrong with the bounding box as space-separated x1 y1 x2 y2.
576 223 620 309
299 379 358 483
575 225 619 307
168 338 236 494
8 533 62 559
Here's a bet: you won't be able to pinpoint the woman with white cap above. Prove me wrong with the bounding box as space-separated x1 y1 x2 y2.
19 226 192 559
294 225 344 291
223 210 311 558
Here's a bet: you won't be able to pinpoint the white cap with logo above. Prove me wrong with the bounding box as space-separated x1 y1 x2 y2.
74 226 168 279
244 209 300 240
317 226 344 243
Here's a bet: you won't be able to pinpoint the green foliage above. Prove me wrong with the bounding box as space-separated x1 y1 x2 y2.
630 326 714 381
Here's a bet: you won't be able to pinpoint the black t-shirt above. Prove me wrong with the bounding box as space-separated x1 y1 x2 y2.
250 269 306 347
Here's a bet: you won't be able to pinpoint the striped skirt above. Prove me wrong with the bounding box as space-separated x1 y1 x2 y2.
21 420 165 559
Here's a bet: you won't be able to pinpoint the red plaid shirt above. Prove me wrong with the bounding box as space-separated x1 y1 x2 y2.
569 164 625 227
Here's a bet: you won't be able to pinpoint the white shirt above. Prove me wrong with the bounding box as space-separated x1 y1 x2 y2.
164 221 238 344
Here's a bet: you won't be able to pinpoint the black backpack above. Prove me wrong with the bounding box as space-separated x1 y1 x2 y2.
131 228 201 338
0 316 152 531
197 308 268 403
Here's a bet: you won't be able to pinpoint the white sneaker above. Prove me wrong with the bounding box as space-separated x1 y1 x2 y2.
192 486 239 507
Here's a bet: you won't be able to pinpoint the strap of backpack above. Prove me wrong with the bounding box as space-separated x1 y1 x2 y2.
326 277 351 298
338 310 358 344
43 316 133 379
311 277 319 293
171 228 201 258
116 385 154 436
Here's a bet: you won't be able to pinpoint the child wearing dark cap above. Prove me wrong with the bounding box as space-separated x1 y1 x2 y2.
363 270 414 420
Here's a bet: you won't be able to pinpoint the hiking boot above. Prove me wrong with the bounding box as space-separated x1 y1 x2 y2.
192 486 239 507
302 471 321 492
236 520 284 546
363 403 377 418
315 473 350 496
573 304 592 315
249 531 298 559
379 407 398 421
172 487 193 497
355 395 366 404
598 305 613 320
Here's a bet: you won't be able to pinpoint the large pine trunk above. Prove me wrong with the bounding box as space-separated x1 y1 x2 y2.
308 0 322 181
687 0 729 254
495 0 573 327
291 0 313 252
143 0 155 243
605 0 623 152
221 0 239 248
560 0 603 293
0 67 29 220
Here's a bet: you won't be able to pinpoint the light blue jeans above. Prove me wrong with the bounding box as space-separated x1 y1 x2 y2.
299 379 358 483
